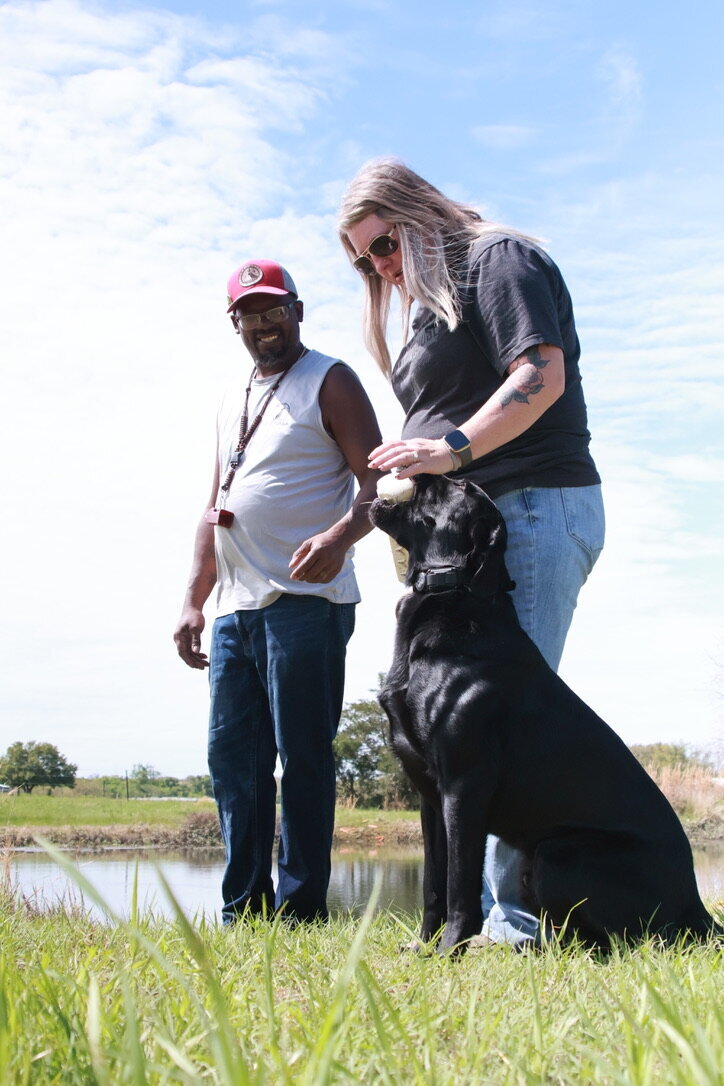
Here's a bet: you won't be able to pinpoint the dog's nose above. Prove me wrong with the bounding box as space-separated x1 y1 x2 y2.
376 474 415 503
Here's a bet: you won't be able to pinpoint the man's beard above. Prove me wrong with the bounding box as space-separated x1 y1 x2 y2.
252 346 287 371
249 334 297 372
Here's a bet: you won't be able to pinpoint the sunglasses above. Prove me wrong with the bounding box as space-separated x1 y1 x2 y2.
352 226 399 276
231 300 295 331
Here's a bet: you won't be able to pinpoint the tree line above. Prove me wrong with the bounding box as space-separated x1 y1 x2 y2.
0 746 213 798
1 702 718 806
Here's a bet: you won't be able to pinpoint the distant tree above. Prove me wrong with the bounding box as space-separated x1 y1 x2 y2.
0 741 77 793
334 697 388 805
182 774 214 797
334 686 418 809
629 743 713 774
47 772 214 798
131 764 161 783
130 763 162 796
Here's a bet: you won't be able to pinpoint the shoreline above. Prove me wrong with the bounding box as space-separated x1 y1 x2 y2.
2 811 722 852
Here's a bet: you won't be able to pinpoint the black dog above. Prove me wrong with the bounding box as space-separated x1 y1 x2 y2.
370 473 721 953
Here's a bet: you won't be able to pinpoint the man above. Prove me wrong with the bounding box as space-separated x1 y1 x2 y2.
174 259 382 924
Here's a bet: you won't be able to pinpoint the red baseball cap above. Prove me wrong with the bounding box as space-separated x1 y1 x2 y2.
226 259 298 312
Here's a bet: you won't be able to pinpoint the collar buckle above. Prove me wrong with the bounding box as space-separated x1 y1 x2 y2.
412 567 467 593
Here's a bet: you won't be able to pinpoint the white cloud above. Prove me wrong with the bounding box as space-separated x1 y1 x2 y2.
560 443 723 752
656 455 724 485
598 45 643 111
0 0 365 774
481 2 565 42
470 124 534 150
0 0 722 777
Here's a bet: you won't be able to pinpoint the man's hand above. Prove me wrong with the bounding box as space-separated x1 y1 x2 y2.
289 530 348 584
173 607 209 669
288 363 383 585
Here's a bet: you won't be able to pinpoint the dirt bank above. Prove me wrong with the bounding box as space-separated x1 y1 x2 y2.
3 810 722 851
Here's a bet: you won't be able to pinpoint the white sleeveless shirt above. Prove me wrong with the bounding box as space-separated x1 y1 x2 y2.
213 349 360 614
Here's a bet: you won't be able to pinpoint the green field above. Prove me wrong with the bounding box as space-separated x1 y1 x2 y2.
2 846 723 1085
0 794 215 828
0 793 419 833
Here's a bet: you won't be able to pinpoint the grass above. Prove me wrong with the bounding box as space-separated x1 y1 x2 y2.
328 806 419 827
0 796 425 852
1 844 723 1085
0 795 419 830
0 795 214 828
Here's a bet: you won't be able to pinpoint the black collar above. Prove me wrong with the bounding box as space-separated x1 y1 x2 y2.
410 563 515 599
412 566 469 594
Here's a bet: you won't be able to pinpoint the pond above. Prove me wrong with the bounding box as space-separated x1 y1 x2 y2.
6 844 724 923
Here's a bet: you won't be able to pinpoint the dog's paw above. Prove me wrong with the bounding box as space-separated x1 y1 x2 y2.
466 933 498 950
437 928 492 957
399 938 434 956
436 940 469 958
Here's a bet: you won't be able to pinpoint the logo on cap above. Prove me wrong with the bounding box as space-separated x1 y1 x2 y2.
239 264 264 287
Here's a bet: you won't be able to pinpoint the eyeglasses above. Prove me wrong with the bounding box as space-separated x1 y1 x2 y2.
352 226 398 276
231 300 295 331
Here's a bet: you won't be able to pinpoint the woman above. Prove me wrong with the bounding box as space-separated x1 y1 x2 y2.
338 158 605 946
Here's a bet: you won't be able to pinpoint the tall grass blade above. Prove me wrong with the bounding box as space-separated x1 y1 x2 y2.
34 837 122 924
121 975 149 1086
153 864 251 1086
300 874 382 1086
356 961 427 1085
36 838 251 1082
85 973 111 1086
154 1033 203 1079
261 912 288 1083
643 975 721 1086
130 858 140 928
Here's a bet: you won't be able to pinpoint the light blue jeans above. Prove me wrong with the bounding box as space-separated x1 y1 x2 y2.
481 484 605 945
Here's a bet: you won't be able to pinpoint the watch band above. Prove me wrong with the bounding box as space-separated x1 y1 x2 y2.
444 429 473 468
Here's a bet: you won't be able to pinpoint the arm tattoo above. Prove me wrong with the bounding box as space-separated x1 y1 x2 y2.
500 345 549 407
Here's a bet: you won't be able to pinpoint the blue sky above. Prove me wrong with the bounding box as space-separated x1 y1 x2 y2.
1 0 722 776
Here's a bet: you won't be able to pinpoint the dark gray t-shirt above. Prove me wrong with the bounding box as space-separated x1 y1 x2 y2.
392 234 600 499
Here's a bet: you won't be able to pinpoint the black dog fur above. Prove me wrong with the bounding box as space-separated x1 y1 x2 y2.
370 474 722 953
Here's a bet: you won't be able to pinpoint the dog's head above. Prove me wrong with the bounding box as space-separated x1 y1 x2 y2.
370 474 513 597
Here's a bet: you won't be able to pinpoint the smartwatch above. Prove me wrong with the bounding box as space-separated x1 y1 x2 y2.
443 429 473 467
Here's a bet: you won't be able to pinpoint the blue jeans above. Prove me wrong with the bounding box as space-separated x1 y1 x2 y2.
481 484 605 945
208 595 355 924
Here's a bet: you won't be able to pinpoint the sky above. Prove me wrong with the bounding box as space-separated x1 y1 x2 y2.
1 0 723 777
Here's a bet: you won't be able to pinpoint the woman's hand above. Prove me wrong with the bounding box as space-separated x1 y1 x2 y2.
368 438 456 478
368 346 565 481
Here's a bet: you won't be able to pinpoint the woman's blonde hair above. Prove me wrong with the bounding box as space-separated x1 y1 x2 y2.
338 157 533 376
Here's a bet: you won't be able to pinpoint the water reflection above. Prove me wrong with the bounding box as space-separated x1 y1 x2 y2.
6 844 722 923
6 847 427 921
328 849 424 915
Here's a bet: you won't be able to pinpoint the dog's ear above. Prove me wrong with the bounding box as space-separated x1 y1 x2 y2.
469 506 515 596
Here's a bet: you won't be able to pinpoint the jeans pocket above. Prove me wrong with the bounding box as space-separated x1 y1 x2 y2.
561 485 605 559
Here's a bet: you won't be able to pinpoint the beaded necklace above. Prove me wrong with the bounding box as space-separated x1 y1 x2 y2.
205 345 307 527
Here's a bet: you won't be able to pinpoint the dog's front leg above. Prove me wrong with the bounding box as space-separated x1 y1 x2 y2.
420 797 447 942
438 785 488 954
